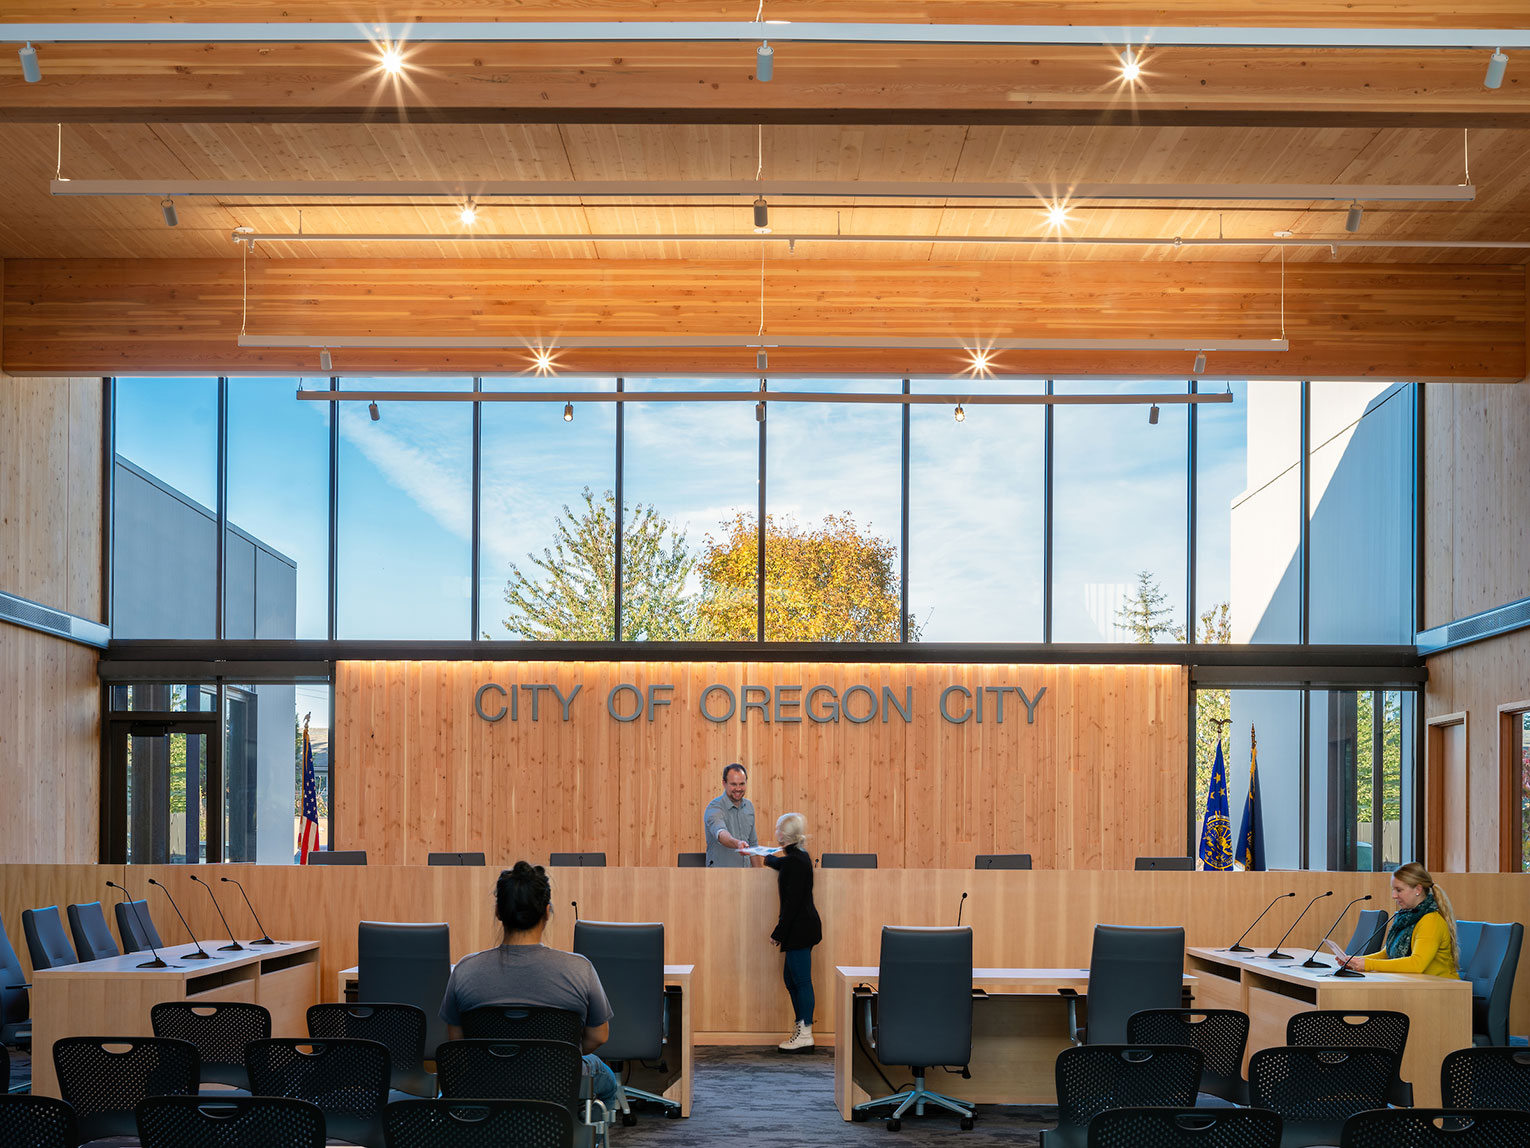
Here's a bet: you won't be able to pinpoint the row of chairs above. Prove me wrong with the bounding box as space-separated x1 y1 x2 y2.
1078 1105 1530 1148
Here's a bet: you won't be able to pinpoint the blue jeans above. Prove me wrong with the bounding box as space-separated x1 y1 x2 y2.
583 1053 619 1108
783 946 815 1025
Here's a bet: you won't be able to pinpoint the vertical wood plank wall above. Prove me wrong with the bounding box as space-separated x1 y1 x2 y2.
334 660 1188 869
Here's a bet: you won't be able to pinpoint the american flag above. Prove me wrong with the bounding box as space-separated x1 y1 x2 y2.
299 717 321 864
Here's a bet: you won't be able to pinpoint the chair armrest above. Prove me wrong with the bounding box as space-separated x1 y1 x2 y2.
5 984 29 991
1057 988 1083 1045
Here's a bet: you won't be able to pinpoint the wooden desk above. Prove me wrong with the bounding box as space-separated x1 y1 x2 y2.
832 966 1197 1118
30 940 321 1099
336 962 696 1116
1186 946 1472 1107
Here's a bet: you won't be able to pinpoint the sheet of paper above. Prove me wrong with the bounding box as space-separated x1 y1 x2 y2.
1323 938 1348 958
737 845 780 856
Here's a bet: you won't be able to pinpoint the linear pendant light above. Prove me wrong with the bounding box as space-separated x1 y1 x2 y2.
238 334 1288 353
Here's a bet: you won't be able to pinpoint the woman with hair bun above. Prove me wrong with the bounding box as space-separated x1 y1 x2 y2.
747 811 822 1053
1339 861 1460 977
438 861 620 1106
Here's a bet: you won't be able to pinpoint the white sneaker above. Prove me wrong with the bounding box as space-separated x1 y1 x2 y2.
778 1021 814 1052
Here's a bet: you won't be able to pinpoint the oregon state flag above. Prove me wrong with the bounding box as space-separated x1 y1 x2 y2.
1236 726 1267 871
1198 739 1234 870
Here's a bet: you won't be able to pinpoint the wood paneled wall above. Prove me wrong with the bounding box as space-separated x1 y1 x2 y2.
5 260 1525 381
334 660 1188 870
4 865 1526 1042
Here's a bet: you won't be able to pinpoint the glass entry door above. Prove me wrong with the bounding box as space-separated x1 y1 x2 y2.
103 684 222 864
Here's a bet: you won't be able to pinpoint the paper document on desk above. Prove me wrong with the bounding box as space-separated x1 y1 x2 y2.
1322 939 1349 959
737 845 780 856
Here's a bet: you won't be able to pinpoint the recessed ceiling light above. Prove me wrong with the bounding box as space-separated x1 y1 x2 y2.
379 45 405 75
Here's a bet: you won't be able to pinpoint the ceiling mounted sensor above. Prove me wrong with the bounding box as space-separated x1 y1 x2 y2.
17 41 39 83
1485 48 1509 88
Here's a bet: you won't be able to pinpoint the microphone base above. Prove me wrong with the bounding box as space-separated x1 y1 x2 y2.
137 957 175 969
218 942 246 951
250 937 280 946
1224 944 1255 953
1300 958 1330 969
1265 950 1295 960
1332 967 1365 978
181 950 213 960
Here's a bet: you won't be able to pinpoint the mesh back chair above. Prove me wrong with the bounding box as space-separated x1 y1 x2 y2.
460 1005 584 1046
1462 922 1524 1047
116 898 166 954
1126 1009 1249 1105
307 1003 434 1099
573 920 679 1121
1134 856 1195 871
136 1094 327 1148
21 906 77 970
548 853 606 867
383 1099 574 1148
53 1035 201 1142
66 902 121 962
1041 1045 1204 1148
1067 925 1185 1046
426 852 485 866
245 1037 389 1148
1248 1046 1397 1148
1287 1009 1412 1106
675 853 706 868
851 926 975 1130
1086 1107 1282 1148
308 850 368 865
1345 909 1390 956
357 922 451 1060
1339 1108 1530 1148
437 1039 582 1105
1457 921 1486 976
0 1095 79 1148
0 913 30 1047
974 854 1033 869
152 1001 272 1091
1441 1047 1530 1110
820 853 877 869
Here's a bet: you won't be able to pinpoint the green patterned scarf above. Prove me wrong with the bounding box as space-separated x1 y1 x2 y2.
1385 893 1438 959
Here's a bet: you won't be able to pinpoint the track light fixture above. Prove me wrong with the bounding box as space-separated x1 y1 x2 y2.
1345 202 1364 232
1485 49 1508 89
954 404 965 423
1192 351 1207 375
368 400 380 421
563 402 574 422
756 41 773 81
755 399 766 423
18 42 40 83
1119 47 1142 82
753 196 769 232
160 198 178 227
319 348 332 372
757 350 768 371
459 200 477 226
379 45 404 75
532 348 556 374
1148 403 1160 425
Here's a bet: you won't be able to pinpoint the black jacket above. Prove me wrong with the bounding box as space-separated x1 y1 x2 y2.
764 844 823 951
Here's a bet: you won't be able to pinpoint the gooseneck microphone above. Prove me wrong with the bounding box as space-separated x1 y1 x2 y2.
957 891 969 927
1223 892 1297 953
106 881 176 969
190 874 244 951
571 901 580 922
221 877 277 945
149 878 211 959
1333 907 1391 979
1301 894 1371 969
1267 890 1333 960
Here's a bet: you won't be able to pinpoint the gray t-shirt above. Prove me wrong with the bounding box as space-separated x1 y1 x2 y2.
439 944 613 1028
703 793 757 867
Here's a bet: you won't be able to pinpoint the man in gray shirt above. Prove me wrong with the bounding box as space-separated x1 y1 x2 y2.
704 763 762 868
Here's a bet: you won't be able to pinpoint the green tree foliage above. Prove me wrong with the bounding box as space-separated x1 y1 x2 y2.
1355 690 1402 848
1116 569 1178 643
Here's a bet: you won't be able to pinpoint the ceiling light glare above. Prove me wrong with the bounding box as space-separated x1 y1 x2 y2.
954 404 966 424
756 42 774 82
532 348 556 374
18 42 40 84
1120 48 1142 82
379 44 405 75
1043 201 1070 228
563 401 574 422
1485 49 1508 90
1345 202 1364 233
753 196 770 232
319 348 332 372
1192 351 1207 375
967 348 994 375
459 201 477 226
368 400 380 422
160 198 178 227
1148 403 1160 425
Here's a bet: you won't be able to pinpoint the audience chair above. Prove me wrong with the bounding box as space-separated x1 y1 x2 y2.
1345 909 1390 956
308 849 368 865
21 906 77 971
1134 856 1195 871
1248 1046 1396 1148
383 1099 574 1148
974 853 1033 869
1065 925 1185 1045
821 853 878 869
1126 1008 1249 1105
53 1035 200 1142
675 853 706 868
66 902 121 962
1457 921 1486 975
1 1043 7 1094
1441 1047 1530 1111
460 1005 584 1046
426 852 485 866
548 853 606 867
437 1038 582 1105
151 1001 271 1092
308 1003 434 1100
1287 1009 1412 1106
245 1037 390 1148
1462 922 1524 1047
1086 1106 1281 1148
357 922 451 1060
851 925 975 1130
1042 1045 1203 1148
1339 1107 1530 1148
0 1095 79 1148
115 898 166 954
0 914 30 1048
136 1094 326 1148
574 920 680 1122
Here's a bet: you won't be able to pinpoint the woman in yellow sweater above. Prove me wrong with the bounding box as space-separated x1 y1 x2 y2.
1339 861 1459 977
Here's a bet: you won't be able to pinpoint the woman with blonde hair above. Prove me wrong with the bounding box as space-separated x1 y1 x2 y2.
1339 861 1459 977
745 811 823 1052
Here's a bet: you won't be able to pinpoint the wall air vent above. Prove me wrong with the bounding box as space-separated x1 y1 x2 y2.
0 590 110 648
1416 596 1530 656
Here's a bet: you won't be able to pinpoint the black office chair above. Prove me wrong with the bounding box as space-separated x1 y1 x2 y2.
383 1099 575 1148
1457 921 1485 975
460 1005 584 1046
1065 924 1185 1045
245 1037 390 1148
357 921 452 1060
548 853 606 867
573 920 679 1123
1287 1009 1412 1106
1126 1009 1249 1105
675 853 706 868
1462 922 1524 1047
851 925 975 1130
1339 1107 1530 1148
1042 1045 1203 1148
821 853 878 869
1248 1046 1397 1148
1441 1047 1530 1110
116 898 166 954
437 1038 581 1105
0 914 30 1048
1134 856 1195 871
53 1035 201 1142
21 906 77 970
975 853 1032 869
1344 909 1389 955
308 849 368 865
0 1095 79 1148
1085 1106 1281 1148
0 1043 7 1093
426 852 486 866
66 902 121 962
308 1003 435 1099
136 1094 326 1148
152 1001 272 1092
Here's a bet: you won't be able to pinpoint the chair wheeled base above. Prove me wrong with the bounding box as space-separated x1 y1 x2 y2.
614 1082 681 1124
851 1070 975 1131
